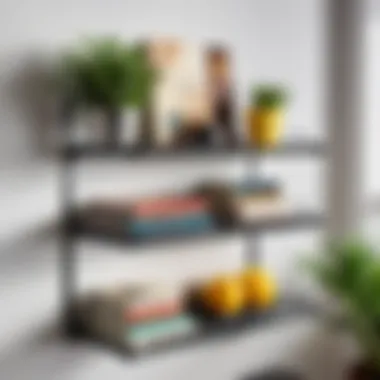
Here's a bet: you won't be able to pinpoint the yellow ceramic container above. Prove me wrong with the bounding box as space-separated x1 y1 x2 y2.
248 108 285 149
241 267 277 309
201 275 244 317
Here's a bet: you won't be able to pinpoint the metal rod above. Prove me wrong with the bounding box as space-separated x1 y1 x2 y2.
60 158 77 335
242 153 261 266
326 0 366 241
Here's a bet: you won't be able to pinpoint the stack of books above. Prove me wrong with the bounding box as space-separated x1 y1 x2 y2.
78 284 199 353
233 178 291 223
129 196 215 240
77 194 216 240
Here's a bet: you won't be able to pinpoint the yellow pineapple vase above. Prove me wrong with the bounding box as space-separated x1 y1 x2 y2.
241 267 277 310
248 107 285 149
201 275 244 317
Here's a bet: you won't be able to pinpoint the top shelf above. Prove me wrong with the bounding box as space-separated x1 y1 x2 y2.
62 139 327 162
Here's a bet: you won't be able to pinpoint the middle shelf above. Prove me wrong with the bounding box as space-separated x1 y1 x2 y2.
69 210 324 248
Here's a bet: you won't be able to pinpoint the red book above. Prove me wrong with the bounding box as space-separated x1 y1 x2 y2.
132 197 209 219
124 301 182 324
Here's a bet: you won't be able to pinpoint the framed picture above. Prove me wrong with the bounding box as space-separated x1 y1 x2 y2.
144 39 237 149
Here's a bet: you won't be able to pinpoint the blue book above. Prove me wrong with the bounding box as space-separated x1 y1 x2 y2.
125 314 198 352
129 213 215 238
236 178 280 195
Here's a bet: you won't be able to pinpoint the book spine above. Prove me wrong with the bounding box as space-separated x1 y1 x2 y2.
125 315 199 352
132 197 208 217
129 214 214 238
125 301 182 324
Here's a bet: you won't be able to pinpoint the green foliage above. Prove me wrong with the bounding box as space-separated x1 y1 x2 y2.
307 239 380 367
251 85 288 109
63 37 156 108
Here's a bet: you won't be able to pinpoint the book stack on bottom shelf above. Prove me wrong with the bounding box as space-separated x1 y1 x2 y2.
76 284 199 353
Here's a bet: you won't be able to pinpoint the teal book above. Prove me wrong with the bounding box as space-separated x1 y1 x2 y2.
128 213 215 238
125 315 198 352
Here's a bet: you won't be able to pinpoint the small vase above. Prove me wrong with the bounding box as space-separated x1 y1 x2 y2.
247 107 284 149
119 108 141 147
68 107 109 146
106 107 121 148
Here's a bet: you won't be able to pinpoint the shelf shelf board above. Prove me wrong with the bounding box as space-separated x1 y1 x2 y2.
70 211 324 248
63 139 327 161
78 294 320 357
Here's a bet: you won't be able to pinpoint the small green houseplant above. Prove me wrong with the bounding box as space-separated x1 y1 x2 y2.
247 84 289 149
252 85 288 109
63 37 156 146
307 239 380 379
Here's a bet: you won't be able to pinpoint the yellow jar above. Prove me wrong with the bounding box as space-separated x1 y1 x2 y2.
241 267 277 309
247 108 285 149
201 275 244 317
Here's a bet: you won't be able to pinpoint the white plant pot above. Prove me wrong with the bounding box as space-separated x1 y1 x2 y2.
119 108 141 147
68 108 109 146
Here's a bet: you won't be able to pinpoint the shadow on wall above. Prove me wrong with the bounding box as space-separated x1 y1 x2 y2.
3 51 61 160
0 320 97 380
0 223 100 380
0 222 57 279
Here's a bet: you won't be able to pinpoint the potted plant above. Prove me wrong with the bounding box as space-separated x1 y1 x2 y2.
247 84 288 149
306 240 380 380
62 37 156 147
118 43 157 147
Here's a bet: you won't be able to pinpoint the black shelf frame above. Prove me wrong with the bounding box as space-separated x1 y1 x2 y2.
60 138 326 355
71 211 324 248
62 139 327 161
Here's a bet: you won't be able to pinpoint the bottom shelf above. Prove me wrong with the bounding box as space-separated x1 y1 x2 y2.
74 294 320 357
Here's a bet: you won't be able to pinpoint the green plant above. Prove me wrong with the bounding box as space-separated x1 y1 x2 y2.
307 239 380 370
251 85 288 109
63 37 156 108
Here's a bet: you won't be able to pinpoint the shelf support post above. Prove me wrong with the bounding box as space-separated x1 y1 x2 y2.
326 0 366 241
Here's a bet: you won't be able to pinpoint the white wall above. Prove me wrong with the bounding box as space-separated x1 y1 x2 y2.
0 1 355 379
364 9 380 199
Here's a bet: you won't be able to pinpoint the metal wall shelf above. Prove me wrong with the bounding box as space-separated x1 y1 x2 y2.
70 211 324 249
60 138 326 356
83 294 320 357
62 139 327 161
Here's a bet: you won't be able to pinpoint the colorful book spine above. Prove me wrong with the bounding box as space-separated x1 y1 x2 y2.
125 300 182 324
238 198 291 222
83 285 185 346
125 315 199 352
132 197 209 218
129 213 215 238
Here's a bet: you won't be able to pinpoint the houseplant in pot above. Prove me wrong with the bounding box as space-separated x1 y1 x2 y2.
118 43 157 147
247 84 288 149
62 37 156 147
306 239 380 380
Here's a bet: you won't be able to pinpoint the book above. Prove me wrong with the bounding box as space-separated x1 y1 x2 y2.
237 197 292 223
128 213 215 239
126 314 199 352
235 178 281 196
78 284 186 345
132 196 209 219
125 300 182 324
76 203 130 234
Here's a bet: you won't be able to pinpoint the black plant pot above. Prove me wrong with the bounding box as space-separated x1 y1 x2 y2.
106 107 121 148
349 362 380 380
241 369 302 380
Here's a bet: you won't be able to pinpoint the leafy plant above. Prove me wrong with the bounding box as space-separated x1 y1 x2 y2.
251 85 288 109
306 239 380 369
63 37 156 108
